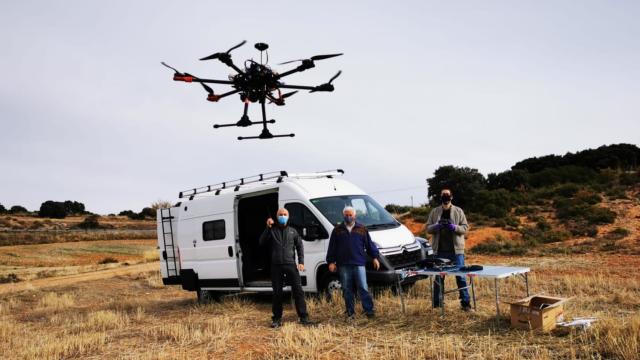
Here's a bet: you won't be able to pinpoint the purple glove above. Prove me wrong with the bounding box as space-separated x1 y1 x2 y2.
432 223 441 231
447 223 456 232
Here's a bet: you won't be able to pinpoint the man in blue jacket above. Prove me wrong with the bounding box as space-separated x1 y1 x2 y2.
326 206 381 319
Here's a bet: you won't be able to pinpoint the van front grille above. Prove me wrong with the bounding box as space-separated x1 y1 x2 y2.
384 249 422 269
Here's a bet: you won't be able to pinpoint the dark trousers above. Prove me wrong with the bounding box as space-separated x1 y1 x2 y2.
433 252 470 307
271 263 308 320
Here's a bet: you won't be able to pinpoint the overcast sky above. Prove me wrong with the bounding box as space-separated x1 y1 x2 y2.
1 1 639 214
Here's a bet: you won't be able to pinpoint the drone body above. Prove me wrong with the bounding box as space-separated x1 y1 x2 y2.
162 41 342 140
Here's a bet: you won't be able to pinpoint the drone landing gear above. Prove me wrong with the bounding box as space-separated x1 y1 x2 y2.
235 98 294 140
238 129 295 140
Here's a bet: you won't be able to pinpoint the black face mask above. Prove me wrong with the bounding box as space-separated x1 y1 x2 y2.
441 194 452 204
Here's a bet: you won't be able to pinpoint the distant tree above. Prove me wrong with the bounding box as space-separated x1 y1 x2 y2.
151 200 173 210
9 205 28 214
39 201 67 218
0 203 6 214
140 207 156 218
427 166 486 208
487 169 529 191
63 201 86 215
119 210 144 220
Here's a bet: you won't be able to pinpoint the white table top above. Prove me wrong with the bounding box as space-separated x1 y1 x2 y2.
396 265 530 279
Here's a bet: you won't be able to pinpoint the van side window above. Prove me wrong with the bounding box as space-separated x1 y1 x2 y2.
285 203 329 241
202 220 225 241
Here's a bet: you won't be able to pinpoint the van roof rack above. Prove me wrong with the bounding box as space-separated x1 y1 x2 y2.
178 169 344 199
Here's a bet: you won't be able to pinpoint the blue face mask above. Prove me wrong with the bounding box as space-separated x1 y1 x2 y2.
277 215 288 225
343 215 355 224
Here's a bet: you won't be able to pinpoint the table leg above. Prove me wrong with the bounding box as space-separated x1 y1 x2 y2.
525 273 529 296
429 276 433 308
396 274 406 314
494 278 500 318
440 275 445 316
470 275 477 310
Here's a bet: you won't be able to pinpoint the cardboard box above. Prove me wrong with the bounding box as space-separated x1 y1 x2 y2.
507 295 570 332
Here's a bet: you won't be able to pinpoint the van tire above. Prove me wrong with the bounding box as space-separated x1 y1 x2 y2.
197 289 221 304
319 273 342 301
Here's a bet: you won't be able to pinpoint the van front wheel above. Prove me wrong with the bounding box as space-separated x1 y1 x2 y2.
320 273 342 301
197 289 221 304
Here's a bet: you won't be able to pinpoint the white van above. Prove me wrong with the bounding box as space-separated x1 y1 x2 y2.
157 170 431 300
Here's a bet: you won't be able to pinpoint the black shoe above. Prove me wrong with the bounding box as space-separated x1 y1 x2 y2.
365 312 375 319
299 317 314 325
270 318 282 328
461 303 473 312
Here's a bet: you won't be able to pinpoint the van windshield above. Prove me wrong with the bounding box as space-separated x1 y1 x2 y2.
310 195 399 230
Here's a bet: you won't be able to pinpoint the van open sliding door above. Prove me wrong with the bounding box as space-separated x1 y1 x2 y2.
235 190 279 288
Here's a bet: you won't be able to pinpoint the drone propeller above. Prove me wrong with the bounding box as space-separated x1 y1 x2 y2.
269 90 298 106
310 70 342 92
328 70 342 84
200 40 247 61
278 53 343 65
282 90 298 98
161 62 182 74
161 62 198 82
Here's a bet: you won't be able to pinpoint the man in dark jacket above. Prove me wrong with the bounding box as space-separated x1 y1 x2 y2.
259 207 311 328
326 206 380 319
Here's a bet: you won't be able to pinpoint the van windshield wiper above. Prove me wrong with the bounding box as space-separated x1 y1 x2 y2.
366 222 399 230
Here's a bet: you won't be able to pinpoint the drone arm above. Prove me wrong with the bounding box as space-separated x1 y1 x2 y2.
216 89 241 99
195 79 235 85
276 64 314 79
277 84 317 91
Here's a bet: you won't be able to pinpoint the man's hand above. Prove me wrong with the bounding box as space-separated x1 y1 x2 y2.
372 258 380 271
447 223 456 232
432 223 441 231
297 263 305 272
266 218 274 228
328 263 337 272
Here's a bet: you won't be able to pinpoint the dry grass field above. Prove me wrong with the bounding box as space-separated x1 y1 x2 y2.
1 249 638 359
0 209 639 359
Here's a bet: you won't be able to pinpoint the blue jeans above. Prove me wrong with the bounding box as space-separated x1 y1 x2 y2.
433 252 470 306
338 264 374 315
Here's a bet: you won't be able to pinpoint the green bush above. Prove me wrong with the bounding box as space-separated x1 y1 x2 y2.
75 215 102 229
0 203 6 214
566 221 598 237
554 183 581 198
409 206 431 222
607 227 630 240
470 235 528 255
520 224 570 245
469 189 512 219
9 205 28 214
584 207 616 224
385 204 413 214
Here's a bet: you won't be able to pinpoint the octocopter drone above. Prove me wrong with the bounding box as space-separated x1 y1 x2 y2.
162 41 342 140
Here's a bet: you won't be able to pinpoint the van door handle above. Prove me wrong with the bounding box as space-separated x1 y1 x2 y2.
228 246 233 257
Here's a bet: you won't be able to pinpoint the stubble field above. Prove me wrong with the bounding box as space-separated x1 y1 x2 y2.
1 243 638 359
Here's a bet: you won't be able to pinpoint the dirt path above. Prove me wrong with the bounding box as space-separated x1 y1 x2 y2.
0 262 159 295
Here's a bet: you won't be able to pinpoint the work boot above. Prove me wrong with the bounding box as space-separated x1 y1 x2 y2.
299 316 314 326
270 318 282 328
365 312 375 319
461 303 474 312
